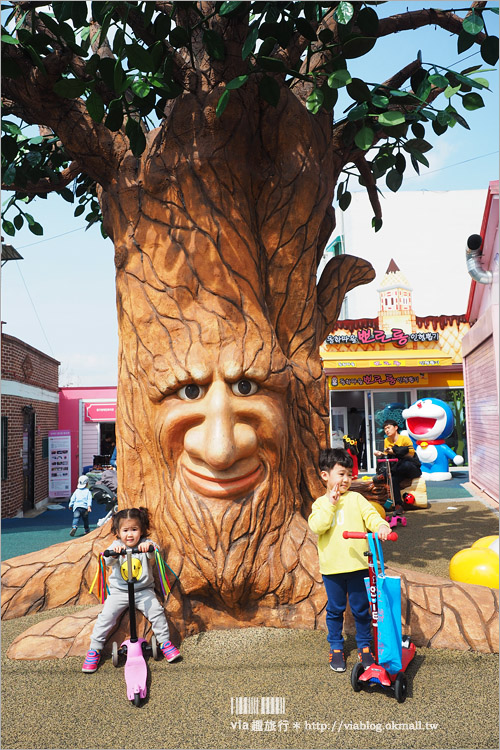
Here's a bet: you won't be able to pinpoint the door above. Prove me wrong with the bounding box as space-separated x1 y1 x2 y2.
22 407 35 511
368 391 413 473
330 405 348 448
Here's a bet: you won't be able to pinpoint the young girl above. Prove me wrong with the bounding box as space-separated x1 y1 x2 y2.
82 506 180 672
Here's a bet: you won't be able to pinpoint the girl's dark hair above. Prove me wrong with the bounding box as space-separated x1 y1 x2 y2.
319 448 353 472
112 507 150 537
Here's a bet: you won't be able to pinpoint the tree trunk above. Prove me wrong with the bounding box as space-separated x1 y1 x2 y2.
2 81 374 638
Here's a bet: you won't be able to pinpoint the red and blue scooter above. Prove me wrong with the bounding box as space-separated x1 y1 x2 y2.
104 545 159 707
343 530 416 703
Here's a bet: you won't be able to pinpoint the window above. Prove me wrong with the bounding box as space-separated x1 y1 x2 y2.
1 417 7 480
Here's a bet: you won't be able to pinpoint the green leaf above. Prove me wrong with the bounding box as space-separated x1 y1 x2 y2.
306 88 324 114
74 205 86 217
395 152 406 174
169 26 190 48
347 102 368 121
335 1 354 25
1 33 19 45
131 79 151 98
203 29 225 61
409 150 430 168
318 28 334 44
432 119 448 136
24 213 35 226
378 111 405 127
386 169 403 192
295 18 317 42
104 99 124 132
153 13 171 39
125 118 146 157
457 28 476 54
470 77 490 89
462 92 485 111
347 78 371 102
372 94 389 109
462 12 484 36
328 69 352 89
59 187 74 203
404 138 432 153
429 73 449 88
242 25 258 60
226 75 248 90
372 216 383 232
86 91 105 122
444 84 461 99
28 136 44 145
481 36 499 65
342 35 376 59
411 123 425 138
357 7 379 35
216 89 230 117
258 75 280 107
53 78 88 99
219 1 243 15
339 190 352 211
320 83 338 111
354 126 374 151
2 220 16 236
126 43 154 73
29 222 44 236
13 214 24 230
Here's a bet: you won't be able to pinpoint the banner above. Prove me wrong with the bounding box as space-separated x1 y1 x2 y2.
48 430 71 498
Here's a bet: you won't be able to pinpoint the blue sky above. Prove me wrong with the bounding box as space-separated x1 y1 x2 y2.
1 1 498 386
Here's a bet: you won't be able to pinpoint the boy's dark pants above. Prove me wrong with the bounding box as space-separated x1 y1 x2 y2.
322 569 372 651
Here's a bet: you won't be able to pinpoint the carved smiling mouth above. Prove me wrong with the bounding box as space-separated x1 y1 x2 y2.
181 463 265 499
407 417 437 436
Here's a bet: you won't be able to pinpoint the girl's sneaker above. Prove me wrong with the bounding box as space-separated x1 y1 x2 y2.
329 649 346 672
82 649 101 673
161 641 180 662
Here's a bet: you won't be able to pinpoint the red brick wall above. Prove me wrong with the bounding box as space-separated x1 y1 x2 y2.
1 334 59 518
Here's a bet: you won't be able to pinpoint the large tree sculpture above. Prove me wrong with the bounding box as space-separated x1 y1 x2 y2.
2 2 498 642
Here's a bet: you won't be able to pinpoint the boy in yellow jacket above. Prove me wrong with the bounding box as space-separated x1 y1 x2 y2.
308 448 391 673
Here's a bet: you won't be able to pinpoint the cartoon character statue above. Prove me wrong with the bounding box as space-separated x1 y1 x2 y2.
402 398 464 480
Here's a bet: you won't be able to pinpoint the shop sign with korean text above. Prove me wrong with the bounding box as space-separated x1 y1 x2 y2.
329 373 430 390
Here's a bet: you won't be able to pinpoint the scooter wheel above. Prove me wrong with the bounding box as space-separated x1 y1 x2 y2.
111 641 120 667
133 693 141 707
351 662 364 693
394 671 408 703
150 634 159 660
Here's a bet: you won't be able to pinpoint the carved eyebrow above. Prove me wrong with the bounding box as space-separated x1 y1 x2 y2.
149 366 290 402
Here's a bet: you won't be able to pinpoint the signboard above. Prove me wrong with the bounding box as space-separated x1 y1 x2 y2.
325 328 439 347
329 373 429 390
48 430 71 498
84 402 117 422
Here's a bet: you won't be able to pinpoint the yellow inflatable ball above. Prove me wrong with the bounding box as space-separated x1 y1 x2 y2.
368 501 386 519
471 535 499 551
449 548 499 589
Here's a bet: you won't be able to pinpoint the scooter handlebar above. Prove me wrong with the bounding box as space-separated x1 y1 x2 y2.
343 531 398 541
104 544 155 557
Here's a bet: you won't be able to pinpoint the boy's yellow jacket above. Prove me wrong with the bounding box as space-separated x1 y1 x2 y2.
308 491 386 575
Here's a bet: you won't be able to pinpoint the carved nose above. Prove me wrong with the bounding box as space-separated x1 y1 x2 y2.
184 383 257 470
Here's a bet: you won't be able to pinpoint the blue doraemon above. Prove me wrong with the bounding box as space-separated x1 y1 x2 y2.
402 398 464 481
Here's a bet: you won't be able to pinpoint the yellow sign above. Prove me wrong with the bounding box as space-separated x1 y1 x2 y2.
329 373 430 390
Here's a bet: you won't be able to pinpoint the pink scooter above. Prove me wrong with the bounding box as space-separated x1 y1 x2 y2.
104 545 159 707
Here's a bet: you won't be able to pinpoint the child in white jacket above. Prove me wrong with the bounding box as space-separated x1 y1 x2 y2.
68 475 92 536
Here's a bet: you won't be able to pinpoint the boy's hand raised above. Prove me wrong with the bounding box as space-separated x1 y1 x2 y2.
329 484 341 506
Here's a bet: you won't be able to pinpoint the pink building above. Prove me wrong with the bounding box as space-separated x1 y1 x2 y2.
462 181 499 506
58 386 117 492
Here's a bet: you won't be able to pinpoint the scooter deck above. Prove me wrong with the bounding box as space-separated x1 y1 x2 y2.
359 642 416 687
122 638 148 700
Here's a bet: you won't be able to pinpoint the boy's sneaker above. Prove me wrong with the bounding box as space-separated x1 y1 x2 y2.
161 640 180 662
329 649 346 672
82 649 101 673
69 527 77 536
358 647 375 668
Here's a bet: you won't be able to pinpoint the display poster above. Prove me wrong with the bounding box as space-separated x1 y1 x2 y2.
48 430 72 498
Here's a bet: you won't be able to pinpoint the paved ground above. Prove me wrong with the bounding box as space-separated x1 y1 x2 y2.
1 482 499 750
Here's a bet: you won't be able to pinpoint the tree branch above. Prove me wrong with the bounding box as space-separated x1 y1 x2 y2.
2 161 81 196
377 7 486 45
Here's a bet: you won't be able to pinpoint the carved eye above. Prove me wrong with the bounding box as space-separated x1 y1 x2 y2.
231 379 258 397
177 384 206 401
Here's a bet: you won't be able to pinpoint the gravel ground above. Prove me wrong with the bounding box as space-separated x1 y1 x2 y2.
2 497 498 750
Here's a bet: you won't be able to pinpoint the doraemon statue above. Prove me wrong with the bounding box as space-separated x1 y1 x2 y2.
402 398 464 480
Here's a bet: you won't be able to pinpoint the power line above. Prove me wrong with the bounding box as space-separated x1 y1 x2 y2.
16 226 86 250
14 260 55 357
403 150 498 180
